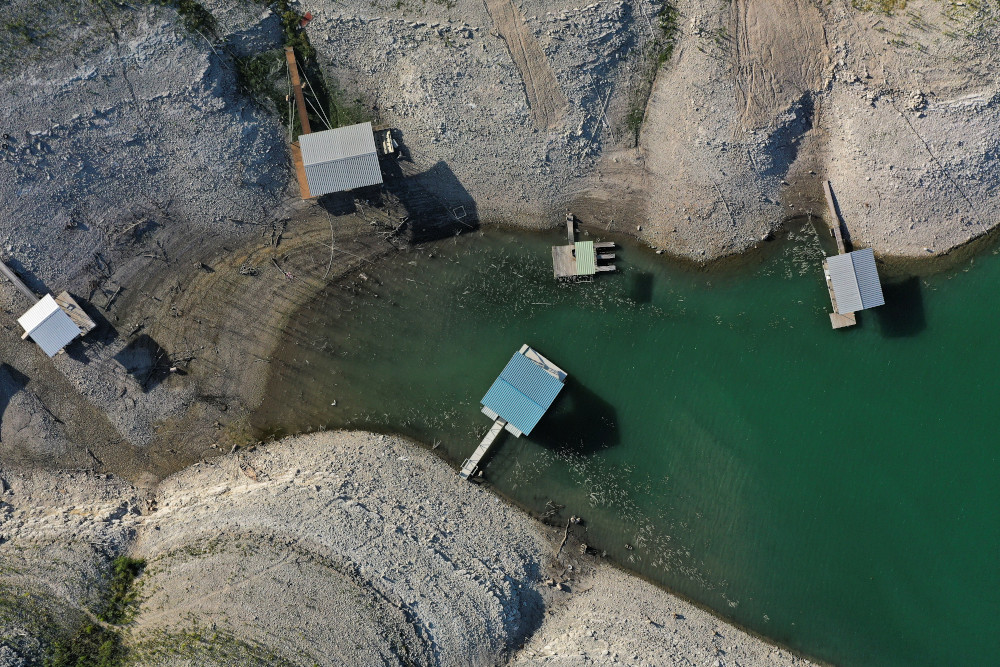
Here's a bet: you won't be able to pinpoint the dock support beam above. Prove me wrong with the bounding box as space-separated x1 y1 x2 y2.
285 47 312 136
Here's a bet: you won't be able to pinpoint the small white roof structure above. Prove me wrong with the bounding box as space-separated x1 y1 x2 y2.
826 248 885 314
299 122 383 197
18 294 81 357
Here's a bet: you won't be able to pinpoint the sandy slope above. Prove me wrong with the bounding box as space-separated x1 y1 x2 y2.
0 432 814 666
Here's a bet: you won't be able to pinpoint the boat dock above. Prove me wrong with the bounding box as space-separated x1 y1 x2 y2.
552 213 617 280
460 344 567 480
821 181 885 328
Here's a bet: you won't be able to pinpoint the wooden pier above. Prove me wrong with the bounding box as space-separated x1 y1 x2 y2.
822 181 856 329
552 214 617 279
460 345 567 481
54 291 96 335
460 417 507 480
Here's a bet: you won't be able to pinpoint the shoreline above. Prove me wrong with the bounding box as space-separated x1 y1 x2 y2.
0 430 819 666
2 0 999 663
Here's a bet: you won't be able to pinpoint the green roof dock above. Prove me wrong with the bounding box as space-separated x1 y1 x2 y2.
551 214 616 280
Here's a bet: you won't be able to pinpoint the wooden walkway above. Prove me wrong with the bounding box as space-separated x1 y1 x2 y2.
460 417 507 479
822 181 856 329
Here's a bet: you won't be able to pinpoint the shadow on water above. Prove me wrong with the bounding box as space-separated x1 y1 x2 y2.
531 377 619 455
875 277 926 337
629 271 655 304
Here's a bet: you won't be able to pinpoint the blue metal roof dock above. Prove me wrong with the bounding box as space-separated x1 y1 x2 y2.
460 345 567 479
482 351 564 435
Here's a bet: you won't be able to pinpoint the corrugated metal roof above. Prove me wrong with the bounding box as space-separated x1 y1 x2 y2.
851 248 885 310
299 123 383 197
299 123 378 165
575 241 596 276
303 154 383 197
481 379 548 435
499 353 564 406
482 351 566 435
827 249 884 313
17 294 80 357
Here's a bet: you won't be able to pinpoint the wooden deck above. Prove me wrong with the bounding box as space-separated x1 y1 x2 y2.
55 292 96 335
552 244 575 278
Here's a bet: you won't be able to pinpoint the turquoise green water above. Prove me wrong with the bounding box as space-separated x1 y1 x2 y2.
255 224 1000 666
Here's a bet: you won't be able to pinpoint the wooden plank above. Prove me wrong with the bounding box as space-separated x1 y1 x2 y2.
290 142 313 199
596 265 617 272
285 47 311 136
551 245 575 278
55 292 96 335
830 312 857 329
0 260 38 304
593 241 615 249
566 213 576 244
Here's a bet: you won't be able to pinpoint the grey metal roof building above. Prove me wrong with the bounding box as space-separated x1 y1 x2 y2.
18 294 81 357
826 248 885 314
299 122 383 197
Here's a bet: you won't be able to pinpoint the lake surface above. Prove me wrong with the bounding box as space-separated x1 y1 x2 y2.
255 224 1000 666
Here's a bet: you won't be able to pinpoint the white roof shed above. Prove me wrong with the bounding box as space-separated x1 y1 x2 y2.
826 248 885 314
299 122 383 197
18 294 81 357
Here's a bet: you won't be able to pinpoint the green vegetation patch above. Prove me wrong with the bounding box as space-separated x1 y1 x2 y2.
234 0 370 138
42 557 145 667
126 626 294 666
851 0 907 12
45 623 123 667
99 557 145 625
625 2 679 145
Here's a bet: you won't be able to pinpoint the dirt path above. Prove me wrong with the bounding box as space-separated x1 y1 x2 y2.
732 0 829 129
483 0 567 130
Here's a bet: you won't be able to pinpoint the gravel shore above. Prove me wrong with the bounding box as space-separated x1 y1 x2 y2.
1 431 815 666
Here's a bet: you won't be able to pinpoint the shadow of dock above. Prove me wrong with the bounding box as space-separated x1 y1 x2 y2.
875 277 926 338
532 377 619 455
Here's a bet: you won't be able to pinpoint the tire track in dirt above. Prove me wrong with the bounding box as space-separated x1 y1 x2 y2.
731 0 829 128
484 0 568 130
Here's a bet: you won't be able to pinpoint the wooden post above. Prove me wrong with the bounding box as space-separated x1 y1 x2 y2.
285 47 311 135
